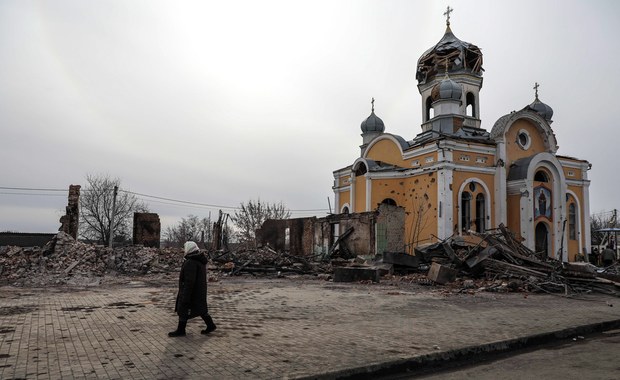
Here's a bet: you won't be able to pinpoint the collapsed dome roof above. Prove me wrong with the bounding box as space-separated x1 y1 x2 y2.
417 25 484 85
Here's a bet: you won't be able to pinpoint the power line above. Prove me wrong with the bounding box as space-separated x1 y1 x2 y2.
0 186 330 213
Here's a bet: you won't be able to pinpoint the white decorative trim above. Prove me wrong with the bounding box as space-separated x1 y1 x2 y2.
516 128 532 150
350 173 355 212
583 182 591 255
340 203 350 214
437 169 454 239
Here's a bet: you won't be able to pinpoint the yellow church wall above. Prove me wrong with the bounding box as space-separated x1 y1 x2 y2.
566 186 586 260
338 190 350 211
506 194 522 239
371 172 439 251
354 176 366 212
504 119 547 165
365 139 408 167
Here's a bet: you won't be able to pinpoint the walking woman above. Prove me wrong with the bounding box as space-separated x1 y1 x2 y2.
168 241 217 337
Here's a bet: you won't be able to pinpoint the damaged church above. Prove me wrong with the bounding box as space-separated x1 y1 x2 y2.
332 11 591 262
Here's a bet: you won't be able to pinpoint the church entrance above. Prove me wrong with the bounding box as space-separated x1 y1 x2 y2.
535 222 550 258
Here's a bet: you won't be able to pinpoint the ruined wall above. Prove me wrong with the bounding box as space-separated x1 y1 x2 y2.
133 213 161 248
375 203 405 254
58 184 81 239
257 217 316 256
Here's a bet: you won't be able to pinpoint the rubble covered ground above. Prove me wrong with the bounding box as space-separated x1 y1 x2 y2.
0 229 619 299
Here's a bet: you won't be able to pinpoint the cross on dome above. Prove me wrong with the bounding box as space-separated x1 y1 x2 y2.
534 82 540 99
444 6 453 26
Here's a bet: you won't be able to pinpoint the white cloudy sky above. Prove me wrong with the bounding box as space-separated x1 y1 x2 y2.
1 0 619 233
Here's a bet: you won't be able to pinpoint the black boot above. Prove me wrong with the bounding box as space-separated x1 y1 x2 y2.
201 314 217 335
168 320 187 337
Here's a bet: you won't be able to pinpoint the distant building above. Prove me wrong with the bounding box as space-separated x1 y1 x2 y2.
332 13 591 262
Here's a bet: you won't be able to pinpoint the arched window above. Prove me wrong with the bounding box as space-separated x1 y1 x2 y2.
466 92 476 117
425 97 433 121
568 203 576 240
534 170 549 182
475 193 485 232
354 163 367 176
342 206 350 214
381 198 397 206
461 191 472 232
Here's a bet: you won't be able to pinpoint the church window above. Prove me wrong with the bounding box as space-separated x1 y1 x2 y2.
568 170 575 177
342 206 350 214
468 182 477 192
425 97 434 121
568 203 576 240
517 129 531 150
475 193 486 232
461 191 472 232
354 163 367 176
534 170 549 182
466 92 476 117
460 155 470 162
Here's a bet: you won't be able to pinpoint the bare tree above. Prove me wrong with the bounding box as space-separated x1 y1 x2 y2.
163 214 213 248
79 174 148 244
591 211 616 246
230 199 291 248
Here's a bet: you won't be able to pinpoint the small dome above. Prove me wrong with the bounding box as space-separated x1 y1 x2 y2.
361 111 385 133
524 98 554 122
431 76 462 101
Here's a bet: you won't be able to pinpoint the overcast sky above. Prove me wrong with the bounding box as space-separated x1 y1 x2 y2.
1 0 619 233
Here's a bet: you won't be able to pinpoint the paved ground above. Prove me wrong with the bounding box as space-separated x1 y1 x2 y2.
0 276 619 379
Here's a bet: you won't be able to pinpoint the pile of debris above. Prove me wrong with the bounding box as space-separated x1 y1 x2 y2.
0 232 185 286
412 225 620 297
210 246 331 276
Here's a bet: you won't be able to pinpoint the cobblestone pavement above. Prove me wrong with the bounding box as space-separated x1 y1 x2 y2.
0 277 619 379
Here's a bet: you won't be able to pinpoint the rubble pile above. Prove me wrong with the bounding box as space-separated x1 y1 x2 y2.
211 246 331 276
414 225 620 297
0 232 185 286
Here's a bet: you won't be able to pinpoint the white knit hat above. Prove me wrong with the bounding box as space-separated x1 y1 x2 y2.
184 241 199 255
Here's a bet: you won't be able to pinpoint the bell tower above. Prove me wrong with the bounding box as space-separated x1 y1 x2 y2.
416 7 484 133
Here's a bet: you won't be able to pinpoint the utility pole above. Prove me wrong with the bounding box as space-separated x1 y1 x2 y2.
108 186 119 248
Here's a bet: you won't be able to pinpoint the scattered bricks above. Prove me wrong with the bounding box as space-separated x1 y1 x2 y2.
427 262 457 284
333 267 380 283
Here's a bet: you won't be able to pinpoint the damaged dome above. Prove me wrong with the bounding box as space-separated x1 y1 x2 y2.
417 24 484 85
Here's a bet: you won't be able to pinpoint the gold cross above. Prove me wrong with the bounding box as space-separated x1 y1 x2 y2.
444 6 453 25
